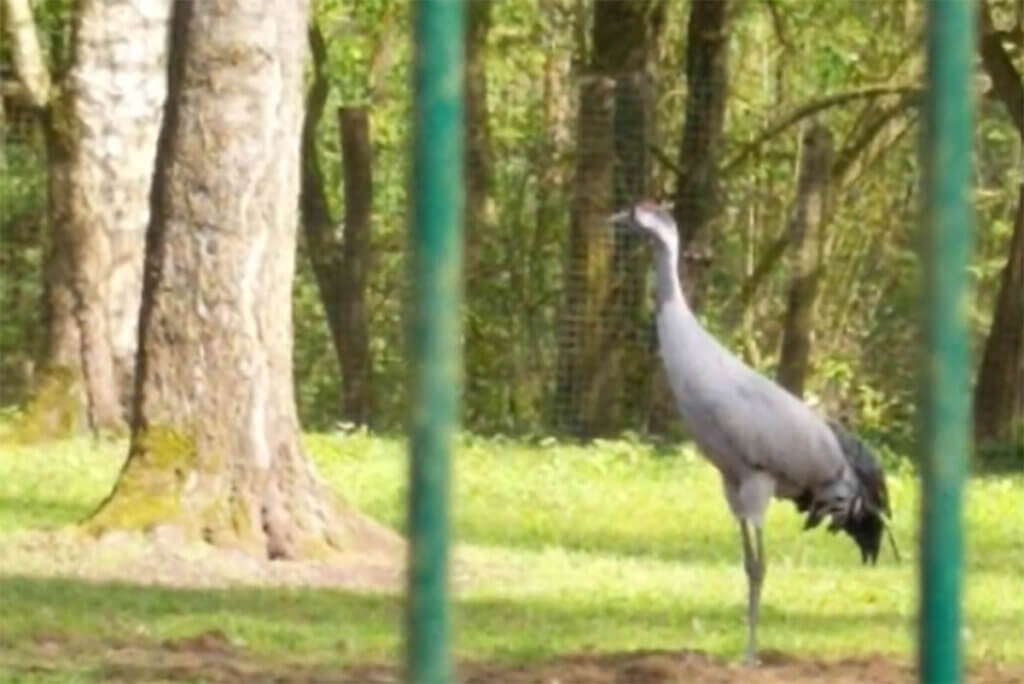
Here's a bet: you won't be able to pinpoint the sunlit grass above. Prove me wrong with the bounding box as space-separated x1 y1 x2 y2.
1 429 1023 678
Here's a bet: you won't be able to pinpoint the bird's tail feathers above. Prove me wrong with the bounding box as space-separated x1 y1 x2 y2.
794 420 893 564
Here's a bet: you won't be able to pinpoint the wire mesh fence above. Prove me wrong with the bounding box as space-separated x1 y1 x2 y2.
0 0 1021 456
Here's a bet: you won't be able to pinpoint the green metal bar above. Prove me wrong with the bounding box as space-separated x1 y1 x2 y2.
407 0 464 683
919 1 975 682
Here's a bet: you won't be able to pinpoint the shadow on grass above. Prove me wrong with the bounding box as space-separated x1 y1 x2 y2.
0 574 916 661
7 573 1024 682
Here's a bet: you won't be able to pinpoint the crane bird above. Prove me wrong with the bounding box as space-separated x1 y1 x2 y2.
608 200 894 665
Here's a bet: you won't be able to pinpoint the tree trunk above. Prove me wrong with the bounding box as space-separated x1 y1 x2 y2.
554 0 664 437
973 0 1024 448
337 106 375 426
974 183 1024 446
68 0 171 430
27 0 171 436
3 0 53 107
300 23 347 422
977 0 1024 138
553 72 615 436
300 24 376 428
602 2 665 431
649 0 730 435
30 106 89 438
462 0 495 426
463 0 493 284
89 0 398 560
672 0 730 303
776 123 833 397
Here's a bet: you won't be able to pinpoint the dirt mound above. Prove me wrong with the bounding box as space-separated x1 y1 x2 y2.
450 650 1019 684
8 627 1024 683
76 646 1024 683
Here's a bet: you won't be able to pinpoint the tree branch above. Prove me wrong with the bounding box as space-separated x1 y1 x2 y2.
728 94 919 316
300 21 335 244
763 0 792 52
647 141 685 179
722 85 921 175
365 6 400 101
732 232 789 313
2 0 52 108
832 90 920 189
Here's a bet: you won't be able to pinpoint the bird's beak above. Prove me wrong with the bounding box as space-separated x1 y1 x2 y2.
606 208 633 229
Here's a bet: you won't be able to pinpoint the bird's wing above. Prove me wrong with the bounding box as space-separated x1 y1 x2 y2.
706 353 846 493
655 302 846 493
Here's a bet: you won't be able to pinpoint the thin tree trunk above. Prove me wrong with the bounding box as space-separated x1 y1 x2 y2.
602 2 665 431
30 106 89 438
463 0 493 285
649 0 730 435
23 0 171 437
462 0 495 426
90 0 398 559
3 0 52 107
776 123 833 397
67 0 171 431
555 0 663 437
554 72 615 436
300 24 376 428
974 183 1024 446
337 106 374 426
974 0 1024 448
300 23 347 421
672 0 730 303
5 0 75 437
977 0 1024 138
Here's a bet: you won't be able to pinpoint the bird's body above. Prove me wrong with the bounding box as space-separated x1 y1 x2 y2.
617 200 893 664
654 249 849 516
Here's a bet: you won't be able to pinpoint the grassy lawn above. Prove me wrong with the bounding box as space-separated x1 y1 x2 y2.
1 431 1023 680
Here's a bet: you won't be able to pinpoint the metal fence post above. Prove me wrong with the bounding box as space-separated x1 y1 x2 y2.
407 1 464 683
919 1 975 682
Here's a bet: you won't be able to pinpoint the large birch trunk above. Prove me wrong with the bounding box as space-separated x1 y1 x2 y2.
90 0 398 560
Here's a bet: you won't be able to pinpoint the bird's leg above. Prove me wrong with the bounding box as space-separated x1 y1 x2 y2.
739 519 765 666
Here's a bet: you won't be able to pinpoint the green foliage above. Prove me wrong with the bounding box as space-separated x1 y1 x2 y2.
1 0 1020 452
0 366 84 444
4 432 1024 672
291 263 344 429
976 424 1024 472
0 135 48 407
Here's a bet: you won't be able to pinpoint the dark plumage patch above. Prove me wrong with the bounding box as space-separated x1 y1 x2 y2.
791 420 892 564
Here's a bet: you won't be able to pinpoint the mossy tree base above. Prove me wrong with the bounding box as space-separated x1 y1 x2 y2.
86 426 400 560
6 366 89 444
83 0 402 563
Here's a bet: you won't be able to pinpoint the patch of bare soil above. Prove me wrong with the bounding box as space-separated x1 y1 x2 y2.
9 634 1024 683
1 527 408 591
456 650 1024 683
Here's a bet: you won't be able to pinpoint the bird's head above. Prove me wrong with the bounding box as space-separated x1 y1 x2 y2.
607 200 677 253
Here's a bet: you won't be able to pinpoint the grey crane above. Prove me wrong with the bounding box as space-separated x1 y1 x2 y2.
609 200 894 665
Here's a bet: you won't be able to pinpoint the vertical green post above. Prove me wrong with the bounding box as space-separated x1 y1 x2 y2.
407 1 463 683
919 1 974 682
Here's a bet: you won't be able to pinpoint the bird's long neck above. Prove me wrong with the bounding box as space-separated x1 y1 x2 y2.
654 245 689 313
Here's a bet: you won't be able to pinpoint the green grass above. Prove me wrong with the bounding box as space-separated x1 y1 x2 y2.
1 430 1023 678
